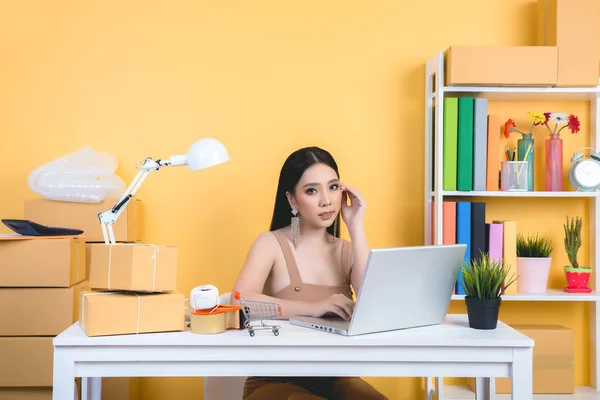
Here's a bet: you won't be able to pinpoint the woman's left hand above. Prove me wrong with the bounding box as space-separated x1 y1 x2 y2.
340 183 366 230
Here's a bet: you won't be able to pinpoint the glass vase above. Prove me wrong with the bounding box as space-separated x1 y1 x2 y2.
517 133 534 191
545 133 563 191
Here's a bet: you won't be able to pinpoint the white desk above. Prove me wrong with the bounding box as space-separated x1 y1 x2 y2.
53 314 534 400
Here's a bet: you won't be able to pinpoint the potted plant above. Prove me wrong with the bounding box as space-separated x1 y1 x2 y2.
564 216 592 293
516 233 554 294
460 253 517 330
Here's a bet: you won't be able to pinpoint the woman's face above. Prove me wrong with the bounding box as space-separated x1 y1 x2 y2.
287 163 342 230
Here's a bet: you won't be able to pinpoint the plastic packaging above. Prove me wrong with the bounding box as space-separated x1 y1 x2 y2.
28 146 126 203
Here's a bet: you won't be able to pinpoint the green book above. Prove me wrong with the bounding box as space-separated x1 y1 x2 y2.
457 97 474 191
443 98 458 191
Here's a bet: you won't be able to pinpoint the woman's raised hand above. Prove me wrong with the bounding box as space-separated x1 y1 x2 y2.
340 183 366 230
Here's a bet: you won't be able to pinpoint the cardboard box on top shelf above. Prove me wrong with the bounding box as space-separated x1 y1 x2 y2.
537 0 599 86
88 243 177 292
0 280 88 336
0 388 53 400
24 198 142 243
0 235 85 287
79 291 185 337
0 337 54 387
466 324 574 393
444 46 558 86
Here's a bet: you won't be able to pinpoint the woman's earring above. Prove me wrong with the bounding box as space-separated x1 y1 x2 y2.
291 208 300 249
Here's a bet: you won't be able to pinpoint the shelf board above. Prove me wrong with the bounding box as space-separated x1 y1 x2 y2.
435 191 600 198
451 289 600 302
444 384 599 399
437 85 600 101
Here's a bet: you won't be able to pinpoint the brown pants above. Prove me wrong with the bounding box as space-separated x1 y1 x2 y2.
243 377 388 400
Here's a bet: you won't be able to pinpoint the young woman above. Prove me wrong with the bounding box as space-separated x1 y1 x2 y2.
231 146 388 400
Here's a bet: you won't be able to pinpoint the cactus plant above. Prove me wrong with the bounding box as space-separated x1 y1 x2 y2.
564 216 582 268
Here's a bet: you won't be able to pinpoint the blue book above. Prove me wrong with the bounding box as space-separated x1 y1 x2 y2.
455 202 471 294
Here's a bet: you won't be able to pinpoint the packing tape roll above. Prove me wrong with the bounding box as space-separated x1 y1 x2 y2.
190 284 220 311
190 305 242 334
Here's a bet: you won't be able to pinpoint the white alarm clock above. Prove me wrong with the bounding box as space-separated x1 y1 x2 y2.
569 147 600 191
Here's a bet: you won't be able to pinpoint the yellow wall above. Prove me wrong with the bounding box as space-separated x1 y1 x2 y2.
0 1 594 399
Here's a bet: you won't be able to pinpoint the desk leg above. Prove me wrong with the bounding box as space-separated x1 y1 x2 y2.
435 377 444 400
424 377 434 400
82 377 102 400
512 347 533 400
52 348 75 400
475 377 493 400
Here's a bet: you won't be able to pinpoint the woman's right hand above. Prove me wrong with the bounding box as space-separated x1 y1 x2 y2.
308 294 355 321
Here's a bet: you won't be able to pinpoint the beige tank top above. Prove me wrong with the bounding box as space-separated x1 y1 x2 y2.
268 230 353 301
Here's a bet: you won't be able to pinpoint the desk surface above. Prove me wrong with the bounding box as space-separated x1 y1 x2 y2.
54 314 533 348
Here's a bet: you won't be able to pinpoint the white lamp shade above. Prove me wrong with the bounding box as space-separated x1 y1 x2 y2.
184 138 230 171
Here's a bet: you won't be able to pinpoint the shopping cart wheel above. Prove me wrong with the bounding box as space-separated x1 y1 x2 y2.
249 330 255 337
273 328 279 336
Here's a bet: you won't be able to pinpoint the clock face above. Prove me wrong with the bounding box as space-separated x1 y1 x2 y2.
573 159 600 188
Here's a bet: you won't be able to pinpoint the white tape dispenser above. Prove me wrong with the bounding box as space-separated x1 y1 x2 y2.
189 284 220 311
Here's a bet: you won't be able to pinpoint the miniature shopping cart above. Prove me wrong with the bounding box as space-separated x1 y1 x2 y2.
233 291 282 337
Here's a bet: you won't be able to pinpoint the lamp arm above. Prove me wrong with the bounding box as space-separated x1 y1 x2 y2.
98 157 170 244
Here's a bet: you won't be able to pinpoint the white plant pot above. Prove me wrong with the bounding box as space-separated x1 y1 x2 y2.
516 257 552 294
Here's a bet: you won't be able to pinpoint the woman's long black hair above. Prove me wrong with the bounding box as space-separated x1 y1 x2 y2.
269 146 341 238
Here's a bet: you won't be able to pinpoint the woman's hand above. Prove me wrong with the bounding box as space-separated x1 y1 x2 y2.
340 183 367 231
308 294 355 321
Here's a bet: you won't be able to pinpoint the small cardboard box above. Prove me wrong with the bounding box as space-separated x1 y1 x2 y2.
80 291 185 336
88 243 177 292
444 46 558 86
24 198 142 243
0 337 53 386
537 0 599 86
466 324 574 394
0 236 85 287
0 388 52 400
0 280 88 336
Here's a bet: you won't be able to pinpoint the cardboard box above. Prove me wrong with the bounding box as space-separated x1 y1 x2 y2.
102 377 140 400
80 291 185 336
0 388 52 400
466 324 574 394
88 243 177 292
24 198 142 243
0 337 53 386
0 280 88 336
537 0 599 86
0 236 85 287
444 46 558 86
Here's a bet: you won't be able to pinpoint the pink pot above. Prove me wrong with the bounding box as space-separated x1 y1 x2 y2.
516 257 552 294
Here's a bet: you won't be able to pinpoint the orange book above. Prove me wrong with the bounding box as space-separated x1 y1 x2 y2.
486 114 501 191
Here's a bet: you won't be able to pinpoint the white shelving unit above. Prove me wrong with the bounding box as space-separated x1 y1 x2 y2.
424 50 600 398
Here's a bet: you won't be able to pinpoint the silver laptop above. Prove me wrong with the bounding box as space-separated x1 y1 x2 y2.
289 244 467 336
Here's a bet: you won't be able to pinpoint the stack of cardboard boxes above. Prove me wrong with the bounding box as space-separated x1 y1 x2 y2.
444 0 598 87
15 197 150 400
0 233 87 399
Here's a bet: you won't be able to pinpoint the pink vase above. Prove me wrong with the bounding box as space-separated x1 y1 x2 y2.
516 257 552 293
545 134 563 191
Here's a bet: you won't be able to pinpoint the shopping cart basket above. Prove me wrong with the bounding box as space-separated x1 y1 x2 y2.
233 291 282 336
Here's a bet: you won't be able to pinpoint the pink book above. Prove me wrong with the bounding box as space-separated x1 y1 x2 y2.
487 223 504 262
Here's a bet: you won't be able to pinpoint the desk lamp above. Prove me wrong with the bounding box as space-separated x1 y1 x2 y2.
98 138 229 244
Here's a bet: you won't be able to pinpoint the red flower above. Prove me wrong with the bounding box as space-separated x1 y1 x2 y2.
504 119 515 139
541 112 551 125
568 114 580 134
